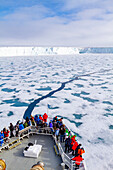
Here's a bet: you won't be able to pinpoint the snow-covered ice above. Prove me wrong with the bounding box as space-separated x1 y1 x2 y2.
0 54 113 170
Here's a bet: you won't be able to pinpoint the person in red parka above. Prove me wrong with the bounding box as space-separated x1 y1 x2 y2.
71 135 76 145
4 129 10 142
43 113 48 122
39 115 43 121
72 154 84 168
72 141 78 155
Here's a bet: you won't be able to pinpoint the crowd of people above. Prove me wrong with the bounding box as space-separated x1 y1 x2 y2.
0 113 85 168
0 113 48 147
51 116 85 169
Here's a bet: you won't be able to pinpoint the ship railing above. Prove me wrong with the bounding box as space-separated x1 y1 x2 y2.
0 139 8 152
58 144 85 170
54 136 85 170
57 141 72 169
1 125 52 152
18 125 53 141
71 160 85 170
0 137 20 152
54 136 72 169
18 126 31 141
30 126 52 135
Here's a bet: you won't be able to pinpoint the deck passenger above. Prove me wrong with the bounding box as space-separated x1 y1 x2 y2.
71 135 77 146
24 121 28 128
26 117 31 126
58 117 63 126
71 154 84 169
53 119 57 131
27 119 31 126
9 123 14 138
38 115 43 126
4 129 10 142
15 121 19 137
49 121 53 132
0 131 4 146
15 125 19 137
53 116 58 122
65 135 71 153
77 147 85 156
72 141 79 155
74 144 82 156
3 127 7 136
30 161 44 170
39 115 43 121
59 125 66 143
65 129 71 138
19 122 24 130
34 115 40 126
55 128 60 141
34 114 38 122
3 127 7 134
30 116 35 126
43 113 48 123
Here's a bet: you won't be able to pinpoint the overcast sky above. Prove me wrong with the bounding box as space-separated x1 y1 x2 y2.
0 0 113 47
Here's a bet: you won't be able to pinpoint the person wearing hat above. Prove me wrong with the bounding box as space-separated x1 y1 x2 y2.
30 161 44 170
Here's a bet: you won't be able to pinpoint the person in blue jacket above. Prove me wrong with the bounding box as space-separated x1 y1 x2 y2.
34 115 40 126
19 122 24 130
0 131 4 146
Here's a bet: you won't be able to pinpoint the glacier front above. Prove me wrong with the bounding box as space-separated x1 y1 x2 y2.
0 47 113 57
0 47 79 57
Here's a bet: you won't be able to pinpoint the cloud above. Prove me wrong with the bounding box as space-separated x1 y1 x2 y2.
3 5 53 21
0 0 113 46
62 0 113 11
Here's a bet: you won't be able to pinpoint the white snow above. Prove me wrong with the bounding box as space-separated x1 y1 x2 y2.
0 54 113 170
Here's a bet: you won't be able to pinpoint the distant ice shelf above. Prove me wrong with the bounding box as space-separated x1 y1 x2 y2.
79 47 113 54
0 47 113 56
0 47 79 57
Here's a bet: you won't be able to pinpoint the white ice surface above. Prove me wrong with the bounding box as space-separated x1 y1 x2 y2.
0 54 113 170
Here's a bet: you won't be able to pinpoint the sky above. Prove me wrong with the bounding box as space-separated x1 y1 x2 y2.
0 0 113 47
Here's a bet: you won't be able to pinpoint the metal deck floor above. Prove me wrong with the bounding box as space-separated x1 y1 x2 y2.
1 134 63 170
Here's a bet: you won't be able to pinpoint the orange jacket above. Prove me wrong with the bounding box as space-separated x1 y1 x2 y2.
78 148 85 155
72 155 83 165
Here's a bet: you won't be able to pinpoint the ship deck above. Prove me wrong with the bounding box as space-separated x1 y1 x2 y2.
1 134 63 170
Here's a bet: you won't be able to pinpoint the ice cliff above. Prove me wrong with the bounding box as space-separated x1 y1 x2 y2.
79 47 113 54
0 47 113 57
0 47 79 57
